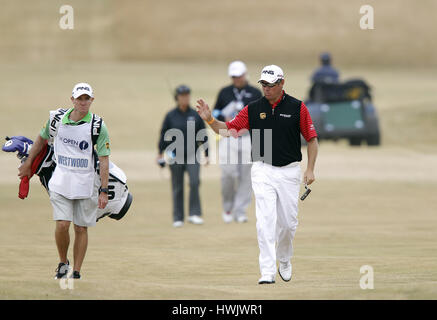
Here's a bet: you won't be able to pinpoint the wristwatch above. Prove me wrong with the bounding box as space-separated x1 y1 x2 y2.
99 187 109 194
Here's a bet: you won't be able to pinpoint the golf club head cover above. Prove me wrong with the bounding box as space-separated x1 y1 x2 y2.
2 136 34 158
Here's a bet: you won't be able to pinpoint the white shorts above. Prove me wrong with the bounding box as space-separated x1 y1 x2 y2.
50 191 98 227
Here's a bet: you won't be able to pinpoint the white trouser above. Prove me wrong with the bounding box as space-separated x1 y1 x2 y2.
251 161 301 277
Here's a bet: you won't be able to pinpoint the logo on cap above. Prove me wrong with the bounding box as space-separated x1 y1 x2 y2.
72 82 94 98
260 112 266 119
75 86 90 92
258 65 284 83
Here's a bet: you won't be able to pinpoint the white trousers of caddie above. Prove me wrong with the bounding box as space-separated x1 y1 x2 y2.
251 161 301 277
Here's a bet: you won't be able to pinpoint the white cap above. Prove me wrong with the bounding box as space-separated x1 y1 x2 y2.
72 82 94 99
258 65 284 84
228 61 247 77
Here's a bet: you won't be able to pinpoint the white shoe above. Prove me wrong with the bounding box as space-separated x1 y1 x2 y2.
188 215 204 225
222 211 233 223
173 221 184 228
236 215 248 223
278 261 292 282
258 275 275 284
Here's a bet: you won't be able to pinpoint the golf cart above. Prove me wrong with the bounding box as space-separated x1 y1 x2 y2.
305 79 381 146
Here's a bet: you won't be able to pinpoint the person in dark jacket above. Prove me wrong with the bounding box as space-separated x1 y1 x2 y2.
157 85 209 228
311 52 340 84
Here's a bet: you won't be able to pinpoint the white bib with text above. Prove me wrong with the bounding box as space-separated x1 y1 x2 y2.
49 121 95 199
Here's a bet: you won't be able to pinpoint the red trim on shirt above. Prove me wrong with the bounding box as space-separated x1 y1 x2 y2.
225 91 284 132
271 90 285 109
225 105 249 136
225 92 318 142
300 102 318 142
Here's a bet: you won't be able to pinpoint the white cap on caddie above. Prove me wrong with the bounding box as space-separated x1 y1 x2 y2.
258 65 284 84
72 82 94 99
228 61 247 77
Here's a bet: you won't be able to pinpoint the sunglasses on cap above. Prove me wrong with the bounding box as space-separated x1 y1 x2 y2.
260 80 281 88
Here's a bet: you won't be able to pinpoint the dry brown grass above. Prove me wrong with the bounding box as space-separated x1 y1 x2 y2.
0 1 436 298
0 62 436 299
0 177 436 299
1 0 436 66
1 61 436 152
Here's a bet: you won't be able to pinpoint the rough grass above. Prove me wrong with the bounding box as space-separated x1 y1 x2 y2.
1 62 436 151
1 0 436 66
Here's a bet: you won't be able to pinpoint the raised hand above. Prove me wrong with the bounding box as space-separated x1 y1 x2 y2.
196 99 212 122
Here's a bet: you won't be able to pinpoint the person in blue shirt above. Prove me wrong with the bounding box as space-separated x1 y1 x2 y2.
311 52 340 84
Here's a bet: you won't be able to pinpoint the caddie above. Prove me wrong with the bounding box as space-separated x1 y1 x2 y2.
212 61 262 224
196 65 319 284
18 82 110 280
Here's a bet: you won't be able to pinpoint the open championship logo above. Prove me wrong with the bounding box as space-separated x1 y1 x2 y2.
79 140 89 150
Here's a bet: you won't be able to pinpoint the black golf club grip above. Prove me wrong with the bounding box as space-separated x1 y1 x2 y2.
300 188 312 201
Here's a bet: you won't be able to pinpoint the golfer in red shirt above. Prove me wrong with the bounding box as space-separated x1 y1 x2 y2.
196 65 318 284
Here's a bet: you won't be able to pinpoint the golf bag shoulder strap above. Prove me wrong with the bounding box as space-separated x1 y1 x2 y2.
48 108 69 140
91 113 103 147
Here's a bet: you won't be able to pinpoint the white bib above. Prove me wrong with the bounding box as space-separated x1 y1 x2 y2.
49 121 95 199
